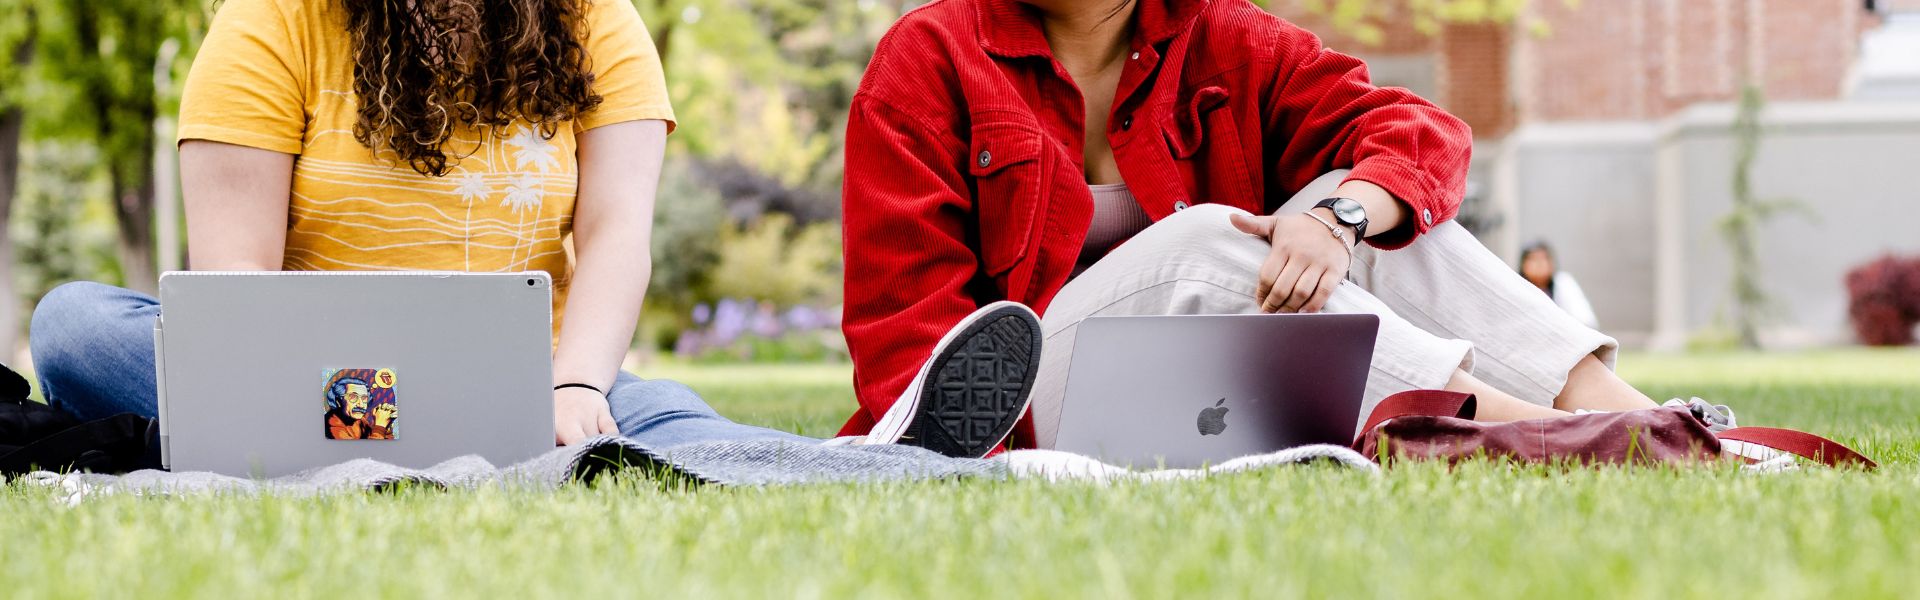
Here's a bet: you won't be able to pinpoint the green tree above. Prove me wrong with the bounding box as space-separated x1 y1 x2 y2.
28 0 201 294
1290 0 1568 44
1 0 35 355
14 143 120 317
642 0 892 195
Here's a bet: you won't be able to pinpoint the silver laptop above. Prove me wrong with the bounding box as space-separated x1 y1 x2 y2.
1053 314 1378 469
155 271 555 477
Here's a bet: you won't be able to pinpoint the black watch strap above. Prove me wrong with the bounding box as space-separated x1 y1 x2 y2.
1314 197 1369 242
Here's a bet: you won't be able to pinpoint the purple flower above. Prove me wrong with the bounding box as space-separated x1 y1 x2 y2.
710 298 750 345
750 302 784 338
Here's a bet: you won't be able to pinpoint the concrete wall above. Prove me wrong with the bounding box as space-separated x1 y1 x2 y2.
1500 124 1663 345
1655 101 1920 347
1492 101 1920 348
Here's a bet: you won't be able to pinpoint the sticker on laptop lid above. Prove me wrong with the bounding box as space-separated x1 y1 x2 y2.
323 368 398 440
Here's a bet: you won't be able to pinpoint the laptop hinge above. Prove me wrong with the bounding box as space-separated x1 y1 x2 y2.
153 315 170 471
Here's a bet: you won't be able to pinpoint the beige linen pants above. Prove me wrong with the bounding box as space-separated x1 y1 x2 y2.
1029 171 1618 448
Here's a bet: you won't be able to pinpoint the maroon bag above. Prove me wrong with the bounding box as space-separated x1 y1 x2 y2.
1352 390 1877 470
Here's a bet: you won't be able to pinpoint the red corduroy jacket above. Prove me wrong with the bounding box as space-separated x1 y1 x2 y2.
837 0 1473 441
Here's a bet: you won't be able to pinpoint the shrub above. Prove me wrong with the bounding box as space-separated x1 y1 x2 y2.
707 213 841 307
649 158 729 310
1844 255 1920 346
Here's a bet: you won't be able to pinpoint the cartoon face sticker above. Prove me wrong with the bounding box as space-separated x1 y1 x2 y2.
324 368 398 440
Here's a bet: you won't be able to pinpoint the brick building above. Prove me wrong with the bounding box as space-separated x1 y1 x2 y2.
1272 0 1880 139
1272 1 1920 348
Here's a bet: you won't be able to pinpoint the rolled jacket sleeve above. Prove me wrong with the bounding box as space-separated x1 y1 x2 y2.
1262 20 1473 250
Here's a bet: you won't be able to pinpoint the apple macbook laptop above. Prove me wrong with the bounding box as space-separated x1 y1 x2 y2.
155 271 555 478
1052 314 1379 469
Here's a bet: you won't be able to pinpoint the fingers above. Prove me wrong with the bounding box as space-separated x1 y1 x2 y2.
1236 213 1286 303
558 412 604 446
596 408 619 437
1279 266 1324 313
555 403 583 446
1251 214 1355 314
1254 252 1281 303
1263 258 1307 313
1228 213 1276 238
1301 269 1343 313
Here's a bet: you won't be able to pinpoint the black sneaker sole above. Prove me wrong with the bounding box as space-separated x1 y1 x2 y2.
901 305 1043 459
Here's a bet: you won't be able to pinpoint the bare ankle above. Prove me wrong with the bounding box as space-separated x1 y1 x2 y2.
1553 354 1656 412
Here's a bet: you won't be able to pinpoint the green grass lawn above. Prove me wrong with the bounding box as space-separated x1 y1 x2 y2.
5 350 1918 598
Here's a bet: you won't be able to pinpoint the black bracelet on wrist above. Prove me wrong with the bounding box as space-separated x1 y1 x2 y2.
554 382 606 395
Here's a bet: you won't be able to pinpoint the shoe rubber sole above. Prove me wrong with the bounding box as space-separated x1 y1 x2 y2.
900 305 1043 458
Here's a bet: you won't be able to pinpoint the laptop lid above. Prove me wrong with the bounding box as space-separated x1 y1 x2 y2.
157 271 554 478
1052 313 1378 469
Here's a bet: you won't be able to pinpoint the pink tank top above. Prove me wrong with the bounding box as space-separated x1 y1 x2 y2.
1075 183 1153 276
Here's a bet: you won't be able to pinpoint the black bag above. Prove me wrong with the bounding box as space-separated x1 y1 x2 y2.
0 363 159 475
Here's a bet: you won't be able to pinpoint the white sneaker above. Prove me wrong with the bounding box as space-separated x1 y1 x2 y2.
862 301 1043 458
1664 397 1738 432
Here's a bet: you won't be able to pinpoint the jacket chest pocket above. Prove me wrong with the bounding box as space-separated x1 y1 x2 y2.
1161 86 1254 208
968 119 1046 276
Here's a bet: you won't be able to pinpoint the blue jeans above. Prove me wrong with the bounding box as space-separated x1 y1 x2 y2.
27 281 813 448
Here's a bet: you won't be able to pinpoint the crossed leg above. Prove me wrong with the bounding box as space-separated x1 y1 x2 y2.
1024 174 1656 448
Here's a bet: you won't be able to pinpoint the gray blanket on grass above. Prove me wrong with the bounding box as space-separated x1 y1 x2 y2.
23 437 1376 504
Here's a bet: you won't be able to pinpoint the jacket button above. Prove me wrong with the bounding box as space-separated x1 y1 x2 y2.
1121 116 1132 131
978 151 992 168
1422 209 1434 225
1173 200 1189 211
1130 51 1140 60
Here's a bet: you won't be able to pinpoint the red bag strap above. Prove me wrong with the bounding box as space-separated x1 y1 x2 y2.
1716 427 1877 470
1357 390 1477 438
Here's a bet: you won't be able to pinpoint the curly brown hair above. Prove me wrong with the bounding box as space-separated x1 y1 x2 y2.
344 0 603 177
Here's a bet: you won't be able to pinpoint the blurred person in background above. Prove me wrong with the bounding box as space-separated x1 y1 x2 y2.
1519 240 1600 330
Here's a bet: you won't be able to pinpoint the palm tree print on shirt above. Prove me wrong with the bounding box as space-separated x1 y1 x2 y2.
501 173 546 214
507 126 562 173
454 172 491 205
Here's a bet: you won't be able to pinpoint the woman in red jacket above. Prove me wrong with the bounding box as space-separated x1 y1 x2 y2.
839 0 1728 448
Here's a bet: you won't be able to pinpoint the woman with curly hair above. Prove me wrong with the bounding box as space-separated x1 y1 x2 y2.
28 0 1043 457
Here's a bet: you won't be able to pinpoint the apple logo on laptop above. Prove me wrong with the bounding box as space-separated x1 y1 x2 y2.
1196 399 1229 436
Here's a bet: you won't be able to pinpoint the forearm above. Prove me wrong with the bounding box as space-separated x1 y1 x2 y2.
1330 179 1408 239
551 119 666 391
551 239 651 391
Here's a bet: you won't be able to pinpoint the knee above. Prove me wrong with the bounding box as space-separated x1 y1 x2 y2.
606 378 716 421
30 282 120 353
1126 203 1267 265
619 378 702 401
28 282 152 366
1157 202 1246 230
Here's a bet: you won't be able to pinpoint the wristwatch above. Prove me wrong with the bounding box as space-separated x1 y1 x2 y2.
1313 197 1368 244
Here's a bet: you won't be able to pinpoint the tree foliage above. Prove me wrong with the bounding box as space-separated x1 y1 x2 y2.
0 0 33 113
642 0 894 197
24 0 203 291
1286 0 1569 45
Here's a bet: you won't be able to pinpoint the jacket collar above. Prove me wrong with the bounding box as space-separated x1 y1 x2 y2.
976 0 1209 59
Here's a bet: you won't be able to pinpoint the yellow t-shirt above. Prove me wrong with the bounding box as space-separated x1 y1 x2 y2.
176 0 675 335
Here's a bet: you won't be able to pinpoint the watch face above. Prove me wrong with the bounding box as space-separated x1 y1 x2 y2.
1331 198 1367 226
